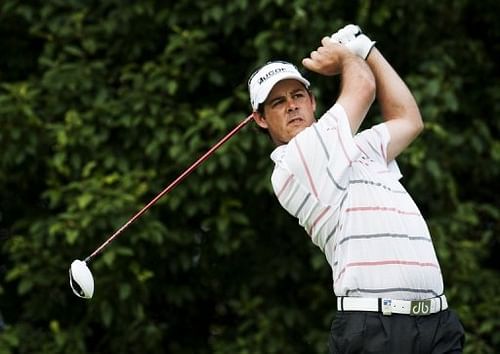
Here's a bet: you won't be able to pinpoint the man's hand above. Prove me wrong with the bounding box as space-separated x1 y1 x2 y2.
302 37 357 76
330 24 376 60
303 35 375 135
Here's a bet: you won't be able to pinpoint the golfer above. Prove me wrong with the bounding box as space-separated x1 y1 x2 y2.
248 24 464 353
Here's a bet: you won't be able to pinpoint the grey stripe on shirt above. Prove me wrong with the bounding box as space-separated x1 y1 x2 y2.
338 233 431 247
346 287 440 297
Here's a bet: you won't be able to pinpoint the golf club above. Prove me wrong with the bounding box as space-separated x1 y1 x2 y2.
69 113 255 299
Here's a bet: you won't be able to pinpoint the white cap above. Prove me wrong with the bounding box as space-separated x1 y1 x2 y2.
248 61 310 111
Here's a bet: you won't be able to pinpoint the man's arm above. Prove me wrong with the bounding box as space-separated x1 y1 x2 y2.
366 47 424 162
302 37 376 135
330 24 424 161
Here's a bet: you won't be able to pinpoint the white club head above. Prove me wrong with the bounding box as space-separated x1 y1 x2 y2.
69 260 94 299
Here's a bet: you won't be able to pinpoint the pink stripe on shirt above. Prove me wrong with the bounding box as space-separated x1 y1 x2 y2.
277 175 294 199
335 124 353 165
307 206 331 235
294 139 318 198
346 206 421 216
336 259 440 282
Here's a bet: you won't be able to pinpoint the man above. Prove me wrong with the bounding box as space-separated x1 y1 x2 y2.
248 25 464 353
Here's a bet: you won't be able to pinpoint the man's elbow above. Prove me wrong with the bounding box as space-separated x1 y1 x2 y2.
416 120 424 137
413 109 424 137
365 72 377 106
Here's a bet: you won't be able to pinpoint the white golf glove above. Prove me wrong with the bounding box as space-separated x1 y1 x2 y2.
330 24 376 60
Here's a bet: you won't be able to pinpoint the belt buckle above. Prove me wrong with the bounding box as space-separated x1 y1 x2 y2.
381 298 392 316
410 299 432 316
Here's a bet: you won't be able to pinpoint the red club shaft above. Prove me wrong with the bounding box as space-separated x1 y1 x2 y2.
84 113 255 263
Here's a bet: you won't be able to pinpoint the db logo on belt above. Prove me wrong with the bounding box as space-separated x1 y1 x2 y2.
410 300 432 316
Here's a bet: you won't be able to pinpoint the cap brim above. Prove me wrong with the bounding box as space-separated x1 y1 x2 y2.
254 74 310 111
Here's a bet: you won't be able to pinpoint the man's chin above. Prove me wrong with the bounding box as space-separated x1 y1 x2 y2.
287 124 308 139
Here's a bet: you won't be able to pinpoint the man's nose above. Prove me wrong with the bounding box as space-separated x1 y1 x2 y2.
286 97 298 111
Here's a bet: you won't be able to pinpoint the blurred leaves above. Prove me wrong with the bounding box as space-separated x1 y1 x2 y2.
0 0 499 353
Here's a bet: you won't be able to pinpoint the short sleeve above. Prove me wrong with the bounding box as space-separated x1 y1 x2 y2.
355 122 402 178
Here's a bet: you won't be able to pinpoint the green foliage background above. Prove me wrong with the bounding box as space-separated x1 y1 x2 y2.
0 0 498 353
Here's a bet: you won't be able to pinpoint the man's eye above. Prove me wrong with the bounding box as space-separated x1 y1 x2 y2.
271 99 285 108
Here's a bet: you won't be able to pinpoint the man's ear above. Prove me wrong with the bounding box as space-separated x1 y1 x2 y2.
253 112 269 129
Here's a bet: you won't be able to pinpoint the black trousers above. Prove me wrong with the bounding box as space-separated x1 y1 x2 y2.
329 309 465 354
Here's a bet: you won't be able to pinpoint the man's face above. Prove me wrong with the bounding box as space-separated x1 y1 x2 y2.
254 79 316 146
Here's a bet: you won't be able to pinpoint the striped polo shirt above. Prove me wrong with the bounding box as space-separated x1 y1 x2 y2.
270 103 443 300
